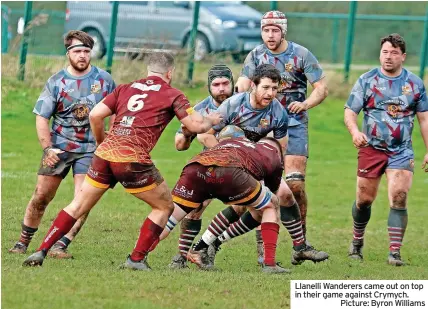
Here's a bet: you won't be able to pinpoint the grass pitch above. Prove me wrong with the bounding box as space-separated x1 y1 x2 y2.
2 74 428 309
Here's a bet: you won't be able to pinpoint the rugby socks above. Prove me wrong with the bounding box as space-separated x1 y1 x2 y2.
387 208 408 253
280 202 305 251
178 218 202 257
38 210 77 252
165 216 179 233
255 229 263 246
19 223 38 246
131 218 163 262
218 212 260 243
261 222 279 266
352 201 372 241
55 236 71 249
199 206 240 246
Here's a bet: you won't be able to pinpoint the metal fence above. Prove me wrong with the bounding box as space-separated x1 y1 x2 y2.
2 1 428 85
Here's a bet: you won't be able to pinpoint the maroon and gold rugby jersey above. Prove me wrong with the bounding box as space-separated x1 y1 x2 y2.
96 76 191 163
187 137 284 192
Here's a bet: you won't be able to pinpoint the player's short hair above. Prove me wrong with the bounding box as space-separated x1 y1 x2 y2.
64 30 94 50
252 64 281 86
381 33 406 54
260 137 284 158
147 52 175 73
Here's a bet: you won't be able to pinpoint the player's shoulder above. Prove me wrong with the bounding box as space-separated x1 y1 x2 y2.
194 96 213 110
46 69 67 86
358 68 379 83
92 66 115 83
289 41 309 54
226 92 248 107
403 68 424 86
270 98 286 112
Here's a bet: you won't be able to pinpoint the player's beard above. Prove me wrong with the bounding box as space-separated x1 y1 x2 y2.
266 38 283 52
69 57 90 72
212 90 232 104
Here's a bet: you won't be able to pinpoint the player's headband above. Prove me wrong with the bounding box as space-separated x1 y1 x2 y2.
66 43 92 51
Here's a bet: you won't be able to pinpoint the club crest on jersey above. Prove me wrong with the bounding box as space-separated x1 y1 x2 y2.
402 85 411 95
72 104 90 121
91 84 101 94
387 105 401 118
146 80 154 85
285 63 293 72
260 119 269 128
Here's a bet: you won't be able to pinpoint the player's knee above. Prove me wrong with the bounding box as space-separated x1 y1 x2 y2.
31 187 54 211
285 172 305 193
391 191 408 209
356 196 375 209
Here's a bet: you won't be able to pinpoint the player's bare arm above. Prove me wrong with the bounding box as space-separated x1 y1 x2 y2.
36 115 63 167
180 111 222 134
276 135 288 154
197 129 219 148
89 101 113 146
417 111 428 171
288 78 328 114
235 76 252 93
175 125 196 151
344 108 368 149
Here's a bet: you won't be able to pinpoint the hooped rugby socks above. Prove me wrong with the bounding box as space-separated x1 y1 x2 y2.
352 201 371 241
261 222 279 266
178 218 202 257
38 210 77 252
131 218 163 261
280 202 305 250
200 206 240 245
387 208 408 253
218 212 260 243
19 223 38 246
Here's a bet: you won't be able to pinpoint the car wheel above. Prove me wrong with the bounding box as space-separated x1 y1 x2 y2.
85 29 106 59
190 33 210 61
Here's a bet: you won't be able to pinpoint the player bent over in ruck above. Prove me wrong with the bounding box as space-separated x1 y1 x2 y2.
22 52 222 269
165 134 289 274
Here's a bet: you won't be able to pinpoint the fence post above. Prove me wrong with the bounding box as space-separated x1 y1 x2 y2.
187 1 200 84
419 5 428 80
17 1 32 81
344 1 357 82
1 5 9 53
270 1 278 11
106 1 119 74
331 19 339 63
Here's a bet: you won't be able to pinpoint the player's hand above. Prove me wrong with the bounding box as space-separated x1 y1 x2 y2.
288 101 308 114
181 124 196 138
206 112 223 126
422 153 428 172
43 147 64 167
351 131 368 149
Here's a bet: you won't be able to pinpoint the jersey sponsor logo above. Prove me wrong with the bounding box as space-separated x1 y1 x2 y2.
112 127 131 136
63 88 74 93
174 185 194 198
376 86 386 91
91 84 101 94
122 178 148 187
228 187 252 200
131 82 161 92
119 116 135 127
358 168 369 173
402 85 411 95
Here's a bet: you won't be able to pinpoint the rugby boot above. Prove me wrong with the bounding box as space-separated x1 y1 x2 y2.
120 255 151 271
168 254 188 269
9 241 28 254
387 251 405 266
262 262 291 274
348 239 364 261
291 244 329 265
48 243 73 259
22 250 47 267
187 248 214 270
207 242 221 266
